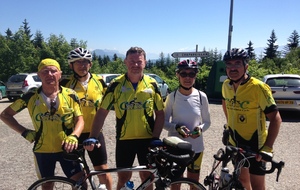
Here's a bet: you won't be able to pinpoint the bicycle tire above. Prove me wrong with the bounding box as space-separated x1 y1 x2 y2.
208 148 225 190
166 178 206 190
27 176 86 190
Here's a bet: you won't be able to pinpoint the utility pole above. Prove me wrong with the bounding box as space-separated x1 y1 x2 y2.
227 0 234 51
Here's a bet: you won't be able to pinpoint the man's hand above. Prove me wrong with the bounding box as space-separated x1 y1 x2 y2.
62 135 78 153
21 129 36 143
257 145 273 162
83 137 100 151
175 124 190 138
189 126 202 139
149 137 163 148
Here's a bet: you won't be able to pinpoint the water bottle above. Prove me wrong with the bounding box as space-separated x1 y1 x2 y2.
97 183 107 190
220 167 231 187
120 181 134 190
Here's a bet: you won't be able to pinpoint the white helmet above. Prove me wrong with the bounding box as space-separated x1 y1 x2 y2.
67 47 92 64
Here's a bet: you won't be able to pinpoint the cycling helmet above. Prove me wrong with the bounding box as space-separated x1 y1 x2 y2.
223 48 249 62
176 59 199 72
68 47 92 64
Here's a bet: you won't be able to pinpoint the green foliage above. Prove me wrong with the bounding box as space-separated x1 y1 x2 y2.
0 20 300 99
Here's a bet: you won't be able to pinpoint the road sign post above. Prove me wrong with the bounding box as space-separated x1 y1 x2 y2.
171 51 209 58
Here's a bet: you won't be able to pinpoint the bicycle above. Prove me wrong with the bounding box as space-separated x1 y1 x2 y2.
28 136 206 190
203 145 285 190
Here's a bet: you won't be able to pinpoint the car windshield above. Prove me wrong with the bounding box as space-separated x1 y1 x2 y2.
8 75 27 82
267 78 300 87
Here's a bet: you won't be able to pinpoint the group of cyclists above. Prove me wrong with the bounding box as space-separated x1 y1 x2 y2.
0 46 281 190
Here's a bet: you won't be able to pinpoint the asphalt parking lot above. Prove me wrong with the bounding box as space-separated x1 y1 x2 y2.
0 98 299 189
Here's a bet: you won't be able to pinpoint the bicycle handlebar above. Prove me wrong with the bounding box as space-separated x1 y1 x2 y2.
213 145 285 182
157 149 193 166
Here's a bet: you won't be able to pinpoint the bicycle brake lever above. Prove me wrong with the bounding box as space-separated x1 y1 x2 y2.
275 161 285 182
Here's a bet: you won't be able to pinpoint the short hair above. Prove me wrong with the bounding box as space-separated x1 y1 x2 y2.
125 47 146 60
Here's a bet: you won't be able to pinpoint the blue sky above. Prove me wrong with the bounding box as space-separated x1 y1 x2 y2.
1 0 299 59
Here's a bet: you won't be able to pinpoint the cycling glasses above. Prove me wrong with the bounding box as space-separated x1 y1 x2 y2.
50 99 57 116
179 72 197 78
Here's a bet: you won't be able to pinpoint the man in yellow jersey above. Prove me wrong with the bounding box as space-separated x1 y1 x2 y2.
0 58 84 189
61 47 112 190
84 47 165 190
221 48 282 190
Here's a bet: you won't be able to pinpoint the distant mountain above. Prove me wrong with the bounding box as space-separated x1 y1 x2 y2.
92 49 125 59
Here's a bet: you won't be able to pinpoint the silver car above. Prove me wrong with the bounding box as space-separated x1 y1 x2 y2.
263 74 300 111
145 73 169 101
6 73 42 101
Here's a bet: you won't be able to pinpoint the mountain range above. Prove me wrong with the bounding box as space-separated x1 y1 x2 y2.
92 46 285 60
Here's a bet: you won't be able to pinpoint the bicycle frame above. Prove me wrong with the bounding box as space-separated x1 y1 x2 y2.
204 145 285 190
28 137 207 190
80 165 159 190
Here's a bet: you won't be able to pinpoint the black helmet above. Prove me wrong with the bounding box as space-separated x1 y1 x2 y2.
223 48 249 62
176 59 199 72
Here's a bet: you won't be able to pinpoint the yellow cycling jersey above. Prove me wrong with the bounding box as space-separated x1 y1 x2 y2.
222 76 276 150
101 74 164 140
10 87 82 153
61 73 107 133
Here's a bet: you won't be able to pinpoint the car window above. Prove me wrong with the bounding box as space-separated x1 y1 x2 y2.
149 74 163 83
106 75 118 83
8 75 27 82
32 75 42 82
267 78 300 87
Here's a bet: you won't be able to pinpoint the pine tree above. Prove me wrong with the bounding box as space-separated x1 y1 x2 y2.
22 19 33 40
245 41 256 60
286 30 299 50
264 30 278 59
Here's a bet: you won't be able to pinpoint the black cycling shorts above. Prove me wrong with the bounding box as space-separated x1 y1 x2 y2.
79 132 108 166
115 138 152 167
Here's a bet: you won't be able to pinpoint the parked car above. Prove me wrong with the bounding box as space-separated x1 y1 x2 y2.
6 73 42 101
145 73 169 101
263 74 300 111
98 74 121 86
0 81 7 100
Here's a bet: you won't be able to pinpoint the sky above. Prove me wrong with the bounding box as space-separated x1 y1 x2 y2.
1 0 299 59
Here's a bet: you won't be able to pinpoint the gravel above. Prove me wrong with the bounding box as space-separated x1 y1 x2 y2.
0 98 298 189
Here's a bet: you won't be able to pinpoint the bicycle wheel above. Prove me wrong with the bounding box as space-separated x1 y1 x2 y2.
166 178 206 190
208 148 225 190
28 176 86 190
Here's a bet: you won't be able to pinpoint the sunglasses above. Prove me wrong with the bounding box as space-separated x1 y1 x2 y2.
179 72 197 78
50 99 57 116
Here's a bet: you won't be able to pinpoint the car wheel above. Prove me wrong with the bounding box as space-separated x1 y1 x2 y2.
8 96 14 102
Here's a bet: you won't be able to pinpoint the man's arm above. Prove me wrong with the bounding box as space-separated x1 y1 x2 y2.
84 108 109 151
0 107 26 134
264 110 282 148
222 99 228 122
152 110 165 139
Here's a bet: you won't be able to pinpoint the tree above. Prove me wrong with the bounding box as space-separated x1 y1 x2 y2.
33 30 44 49
113 53 118 61
245 41 256 60
286 30 299 51
22 19 33 40
264 30 278 59
5 28 13 39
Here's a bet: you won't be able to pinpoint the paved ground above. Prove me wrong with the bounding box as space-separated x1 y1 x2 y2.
0 98 299 189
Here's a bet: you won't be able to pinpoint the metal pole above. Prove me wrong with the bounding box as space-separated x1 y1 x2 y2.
227 0 234 51
195 44 198 62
